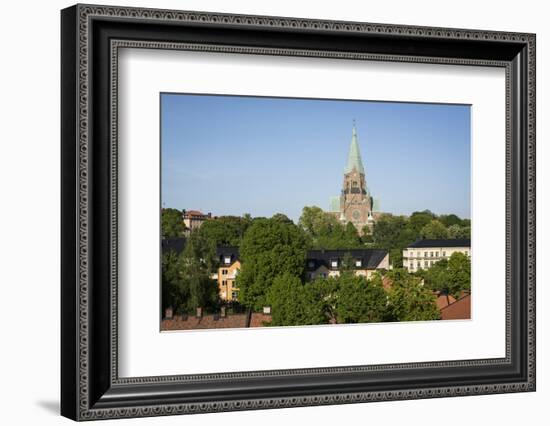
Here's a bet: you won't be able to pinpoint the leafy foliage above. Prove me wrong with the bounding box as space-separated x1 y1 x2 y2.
236 216 308 310
161 208 185 238
446 252 471 297
448 224 471 239
161 251 187 313
386 269 441 321
196 215 252 247
420 219 449 239
419 252 471 298
334 273 388 323
298 206 362 249
267 273 328 326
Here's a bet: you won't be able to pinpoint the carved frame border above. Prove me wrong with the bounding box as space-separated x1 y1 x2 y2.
61 3 536 421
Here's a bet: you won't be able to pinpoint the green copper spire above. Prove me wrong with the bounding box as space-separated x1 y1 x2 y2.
344 122 365 174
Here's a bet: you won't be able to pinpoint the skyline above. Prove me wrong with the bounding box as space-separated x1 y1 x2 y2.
161 93 471 222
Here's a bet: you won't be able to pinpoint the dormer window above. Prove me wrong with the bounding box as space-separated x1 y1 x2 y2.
224 256 231 264
308 260 315 269
331 260 338 268
355 260 362 267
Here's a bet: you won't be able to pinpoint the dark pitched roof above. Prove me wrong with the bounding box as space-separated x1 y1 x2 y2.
217 246 240 265
407 239 471 248
161 237 186 255
305 249 387 271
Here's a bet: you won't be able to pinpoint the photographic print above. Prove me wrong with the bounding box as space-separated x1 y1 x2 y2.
160 94 472 331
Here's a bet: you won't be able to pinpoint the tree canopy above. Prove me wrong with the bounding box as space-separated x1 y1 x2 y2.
161 208 185 238
196 215 252 247
334 273 388 323
298 206 362 249
386 269 441 321
236 216 308 310
419 252 471 298
267 273 328 326
161 234 219 315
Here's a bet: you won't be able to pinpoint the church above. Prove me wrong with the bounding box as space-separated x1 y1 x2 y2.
329 123 379 234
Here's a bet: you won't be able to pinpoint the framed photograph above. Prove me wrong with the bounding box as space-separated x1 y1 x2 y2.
61 4 536 421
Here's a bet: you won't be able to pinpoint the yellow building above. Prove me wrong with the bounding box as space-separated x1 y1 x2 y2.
403 239 471 272
305 249 389 281
211 246 241 302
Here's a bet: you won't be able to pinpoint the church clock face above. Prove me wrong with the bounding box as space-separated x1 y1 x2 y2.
352 210 361 220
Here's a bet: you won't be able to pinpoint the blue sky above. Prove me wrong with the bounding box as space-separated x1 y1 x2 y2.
161 93 471 222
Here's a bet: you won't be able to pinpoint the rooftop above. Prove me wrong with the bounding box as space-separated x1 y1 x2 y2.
440 294 471 320
344 124 365 175
407 239 471 248
306 248 388 270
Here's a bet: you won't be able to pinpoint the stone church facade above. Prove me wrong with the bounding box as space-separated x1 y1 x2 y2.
329 124 378 234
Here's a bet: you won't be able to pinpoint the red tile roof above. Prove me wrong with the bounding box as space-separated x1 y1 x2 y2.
434 293 457 310
161 314 247 330
440 294 471 320
161 312 273 331
250 313 272 327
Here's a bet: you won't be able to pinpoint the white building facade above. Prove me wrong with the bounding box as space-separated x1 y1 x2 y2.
403 239 470 272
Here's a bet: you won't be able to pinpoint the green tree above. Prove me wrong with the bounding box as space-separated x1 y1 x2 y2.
419 258 449 292
371 214 416 267
420 219 449 239
335 273 388 323
448 224 471 239
372 214 407 248
438 214 462 228
447 252 471 298
197 215 252 247
271 213 294 225
161 251 188 314
161 208 185 238
178 231 218 312
386 270 440 321
298 206 362 249
344 221 361 246
236 216 308 310
267 273 327 326
409 210 435 234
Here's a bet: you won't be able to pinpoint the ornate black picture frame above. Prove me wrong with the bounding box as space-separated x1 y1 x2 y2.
61 4 536 421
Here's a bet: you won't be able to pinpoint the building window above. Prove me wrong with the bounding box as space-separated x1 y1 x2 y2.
222 269 228 275
320 273 327 278
424 252 428 257
424 261 428 267
331 260 338 268
355 260 362 267
308 261 315 268
222 280 226 286
435 251 439 257
443 251 446 257
430 251 433 257
232 291 238 300
224 256 231 264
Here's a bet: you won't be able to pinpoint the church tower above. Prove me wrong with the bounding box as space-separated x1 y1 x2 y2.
339 123 374 233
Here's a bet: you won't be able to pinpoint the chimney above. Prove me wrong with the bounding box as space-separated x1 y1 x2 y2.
164 307 173 320
220 306 226 318
196 307 202 318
